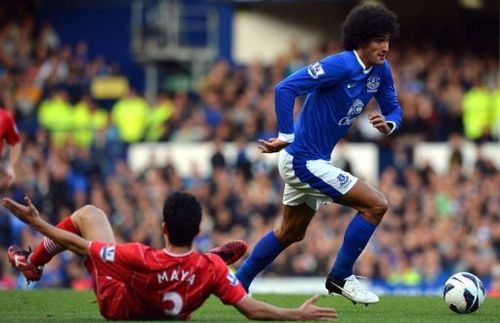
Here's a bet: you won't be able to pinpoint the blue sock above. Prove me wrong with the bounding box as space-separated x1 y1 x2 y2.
329 214 377 281
236 231 285 291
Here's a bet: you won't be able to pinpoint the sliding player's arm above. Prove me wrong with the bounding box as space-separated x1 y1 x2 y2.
2 197 90 256
234 294 337 321
210 255 337 321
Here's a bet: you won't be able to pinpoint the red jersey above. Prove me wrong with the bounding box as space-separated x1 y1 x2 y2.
87 241 246 320
0 109 20 153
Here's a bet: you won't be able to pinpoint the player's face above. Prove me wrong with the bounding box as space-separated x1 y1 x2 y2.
360 35 390 66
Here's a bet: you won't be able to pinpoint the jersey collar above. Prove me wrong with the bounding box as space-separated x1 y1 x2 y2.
163 249 194 257
353 50 373 74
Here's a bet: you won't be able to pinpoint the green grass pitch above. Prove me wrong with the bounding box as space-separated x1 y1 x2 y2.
0 290 498 322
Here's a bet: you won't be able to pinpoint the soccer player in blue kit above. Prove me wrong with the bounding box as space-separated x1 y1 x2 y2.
236 4 402 305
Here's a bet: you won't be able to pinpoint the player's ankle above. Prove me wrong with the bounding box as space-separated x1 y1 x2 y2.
328 271 350 282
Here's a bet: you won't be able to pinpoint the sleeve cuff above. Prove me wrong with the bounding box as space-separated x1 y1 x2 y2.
386 121 397 135
278 132 295 143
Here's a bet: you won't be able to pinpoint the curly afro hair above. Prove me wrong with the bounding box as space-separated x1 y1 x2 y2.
341 4 399 50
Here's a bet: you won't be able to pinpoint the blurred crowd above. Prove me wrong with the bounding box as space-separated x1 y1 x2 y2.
0 13 499 296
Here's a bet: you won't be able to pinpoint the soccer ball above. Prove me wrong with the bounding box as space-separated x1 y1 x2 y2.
443 272 486 314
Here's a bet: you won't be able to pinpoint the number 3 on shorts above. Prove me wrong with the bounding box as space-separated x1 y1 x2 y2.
162 291 183 316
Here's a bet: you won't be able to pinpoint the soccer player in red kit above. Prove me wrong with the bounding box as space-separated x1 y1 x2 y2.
0 108 21 187
5 192 337 321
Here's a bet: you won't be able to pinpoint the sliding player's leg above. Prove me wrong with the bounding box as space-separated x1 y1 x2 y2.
8 204 115 282
75 206 143 320
70 205 115 243
207 240 248 265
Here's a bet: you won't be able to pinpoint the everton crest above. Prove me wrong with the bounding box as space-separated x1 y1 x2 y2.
366 75 380 92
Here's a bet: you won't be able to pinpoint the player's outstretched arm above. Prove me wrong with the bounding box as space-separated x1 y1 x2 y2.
234 294 337 321
2 197 90 256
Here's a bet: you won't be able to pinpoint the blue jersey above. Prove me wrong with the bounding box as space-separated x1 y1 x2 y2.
275 50 403 160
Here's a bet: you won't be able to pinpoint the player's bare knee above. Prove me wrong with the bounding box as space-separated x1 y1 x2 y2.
73 204 106 223
362 194 388 224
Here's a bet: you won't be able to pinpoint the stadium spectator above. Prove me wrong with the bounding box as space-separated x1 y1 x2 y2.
72 94 108 148
145 92 174 142
5 193 337 321
236 3 402 305
111 88 149 145
462 77 495 142
37 88 73 146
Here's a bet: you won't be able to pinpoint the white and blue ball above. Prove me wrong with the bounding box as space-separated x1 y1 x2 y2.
443 272 486 314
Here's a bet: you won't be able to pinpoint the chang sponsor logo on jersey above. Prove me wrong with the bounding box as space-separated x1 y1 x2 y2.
100 245 116 262
307 62 325 79
338 99 364 126
367 75 380 92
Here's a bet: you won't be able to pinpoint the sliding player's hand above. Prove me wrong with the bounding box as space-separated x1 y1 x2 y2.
298 295 338 321
368 112 391 134
257 138 289 153
2 196 41 225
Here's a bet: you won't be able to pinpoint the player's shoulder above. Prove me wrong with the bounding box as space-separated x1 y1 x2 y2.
170 251 227 276
119 243 163 267
374 60 394 79
334 50 355 61
120 242 150 251
201 252 224 264
201 252 227 269
91 241 148 255
381 59 394 71
111 242 152 260
320 50 358 73
320 50 350 65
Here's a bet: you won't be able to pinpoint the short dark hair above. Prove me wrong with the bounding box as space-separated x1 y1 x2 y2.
163 192 202 246
341 4 399 50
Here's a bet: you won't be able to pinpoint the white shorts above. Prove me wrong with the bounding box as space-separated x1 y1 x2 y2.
278 150 358 211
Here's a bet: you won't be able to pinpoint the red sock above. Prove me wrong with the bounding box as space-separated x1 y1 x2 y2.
29 217 81 266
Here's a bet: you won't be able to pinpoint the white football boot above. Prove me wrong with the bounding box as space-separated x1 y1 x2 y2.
326 274 379 306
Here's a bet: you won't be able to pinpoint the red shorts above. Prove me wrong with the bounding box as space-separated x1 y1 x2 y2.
84 258 146 320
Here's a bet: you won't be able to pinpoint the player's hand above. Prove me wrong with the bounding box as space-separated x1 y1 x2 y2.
5 165 15 186
2 196 41 225
298 295 338 321
257 138 289 153
368 112 391 134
